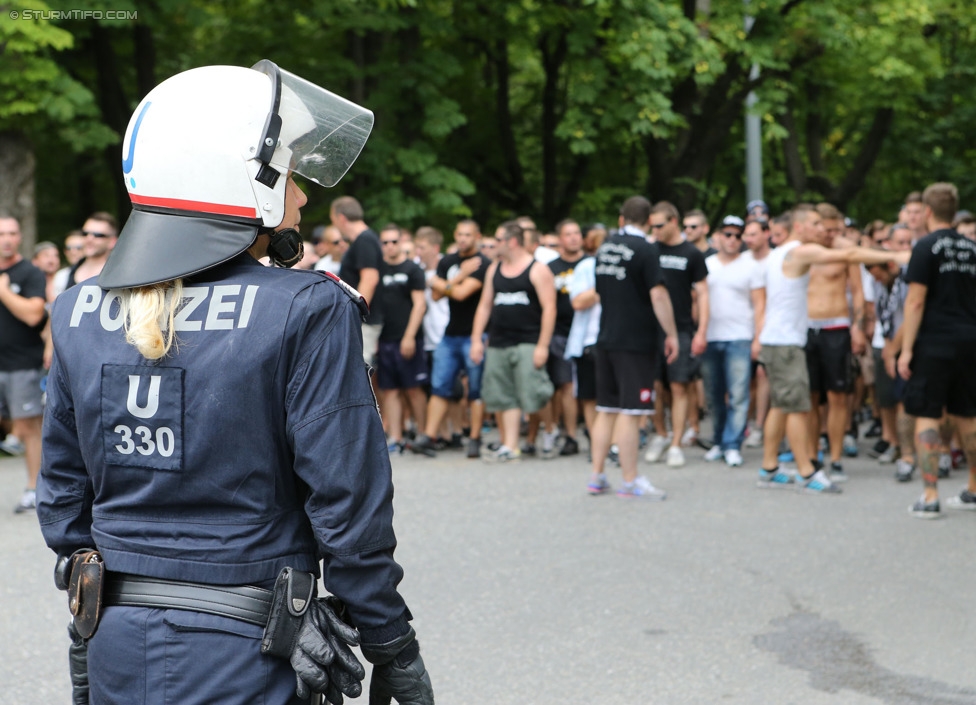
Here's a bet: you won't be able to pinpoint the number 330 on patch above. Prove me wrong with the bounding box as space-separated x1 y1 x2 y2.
101 365 184 471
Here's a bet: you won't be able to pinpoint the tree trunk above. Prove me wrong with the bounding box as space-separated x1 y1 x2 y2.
539 31 567 226
0 131 37 254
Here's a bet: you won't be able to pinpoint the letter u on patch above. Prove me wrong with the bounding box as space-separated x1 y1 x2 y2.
126 375 161 419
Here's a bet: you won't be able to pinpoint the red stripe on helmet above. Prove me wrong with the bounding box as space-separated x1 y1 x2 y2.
130 193 258 219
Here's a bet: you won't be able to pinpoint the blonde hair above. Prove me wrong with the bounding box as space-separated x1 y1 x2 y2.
118 280 184 360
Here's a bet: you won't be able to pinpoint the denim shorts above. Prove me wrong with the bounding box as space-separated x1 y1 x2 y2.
430 335 484 400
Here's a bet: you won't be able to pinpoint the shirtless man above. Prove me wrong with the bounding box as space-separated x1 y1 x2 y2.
804 203 866 481
756 204 908 495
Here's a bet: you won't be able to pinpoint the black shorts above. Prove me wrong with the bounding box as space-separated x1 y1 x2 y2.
873 347 906 409
806 327 852 395
658 331 701 385
377 341 429 391
573 348 597 401
595 348 657 414
547 335 574 387
903 346 976 419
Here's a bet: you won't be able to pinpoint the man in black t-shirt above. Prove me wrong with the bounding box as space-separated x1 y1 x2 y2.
410 219 491 459
376 225 428 454
644 201 709 469
896 182 976 518
529 218 586 457
331 196 384 365
588 197 678 500
0 216 48 513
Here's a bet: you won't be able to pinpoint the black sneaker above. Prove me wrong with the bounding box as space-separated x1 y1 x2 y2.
864 419 882 438
908 495 941 519
408 435 437 457
466 437 481 459
445 433 465 450
559 436 580 456
869 439 890 459
938 453 952 479
946 489 976 511
520 443 537 457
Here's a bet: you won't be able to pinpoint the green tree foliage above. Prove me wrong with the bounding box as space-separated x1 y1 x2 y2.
13 0 976 244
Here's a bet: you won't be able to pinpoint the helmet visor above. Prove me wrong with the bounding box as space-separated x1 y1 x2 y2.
264 65 374 188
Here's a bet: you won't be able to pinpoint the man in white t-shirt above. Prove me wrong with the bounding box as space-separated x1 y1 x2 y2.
700 222 765 466
742 218 773 448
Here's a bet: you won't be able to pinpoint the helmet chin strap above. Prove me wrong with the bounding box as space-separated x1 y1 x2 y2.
267 227 304 268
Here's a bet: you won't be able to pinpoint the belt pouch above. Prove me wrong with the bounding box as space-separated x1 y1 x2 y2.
68 551 105 639
261 567 315 658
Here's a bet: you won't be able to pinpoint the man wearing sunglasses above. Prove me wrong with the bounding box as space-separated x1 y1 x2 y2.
644 202 709 468
682 209 716 259
64 212 118 290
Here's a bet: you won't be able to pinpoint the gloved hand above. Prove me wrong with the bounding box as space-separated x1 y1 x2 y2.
290 597 366 704
369 647 434 705
67 620 89 705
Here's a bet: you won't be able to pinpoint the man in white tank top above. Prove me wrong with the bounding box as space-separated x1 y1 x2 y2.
757 205 909 494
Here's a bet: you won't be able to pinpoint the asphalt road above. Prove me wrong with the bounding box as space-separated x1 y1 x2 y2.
3 428 974 705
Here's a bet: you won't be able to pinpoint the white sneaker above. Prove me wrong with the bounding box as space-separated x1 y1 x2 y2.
0 434 25 456
617 475 667 500
644 434 671 463
704 445 724 462
680 427 698 447
724 449 743 467
744 427 763 448
541 429 560 457
666 446 685 467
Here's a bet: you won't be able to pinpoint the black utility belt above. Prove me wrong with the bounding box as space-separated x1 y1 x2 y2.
104 573 274 627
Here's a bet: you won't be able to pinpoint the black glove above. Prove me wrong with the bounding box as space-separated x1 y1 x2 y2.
290 597 366 704
369 647 434 705
67 621 89 705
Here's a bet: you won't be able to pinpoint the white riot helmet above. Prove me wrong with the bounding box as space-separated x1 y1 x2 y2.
99 60 373 289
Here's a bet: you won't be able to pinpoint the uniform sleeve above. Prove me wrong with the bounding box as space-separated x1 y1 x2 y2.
284 282 407 630
36 349 95 556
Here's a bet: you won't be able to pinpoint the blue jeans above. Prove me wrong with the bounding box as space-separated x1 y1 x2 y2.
701 340 752 451
430 335 485 400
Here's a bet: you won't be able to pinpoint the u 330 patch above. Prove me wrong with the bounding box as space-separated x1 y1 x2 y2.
101 365 184 471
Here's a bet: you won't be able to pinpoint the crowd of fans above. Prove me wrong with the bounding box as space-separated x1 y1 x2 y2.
3 184 975 519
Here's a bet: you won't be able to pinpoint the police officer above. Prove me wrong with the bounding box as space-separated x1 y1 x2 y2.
36 61 433 705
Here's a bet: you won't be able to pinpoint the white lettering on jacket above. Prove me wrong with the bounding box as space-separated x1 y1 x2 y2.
69 284 260 332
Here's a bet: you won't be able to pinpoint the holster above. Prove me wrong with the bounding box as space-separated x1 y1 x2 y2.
260 567 315 659
67 550 105 640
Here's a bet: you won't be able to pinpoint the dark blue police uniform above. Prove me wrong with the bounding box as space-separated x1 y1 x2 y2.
38 253 409 704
